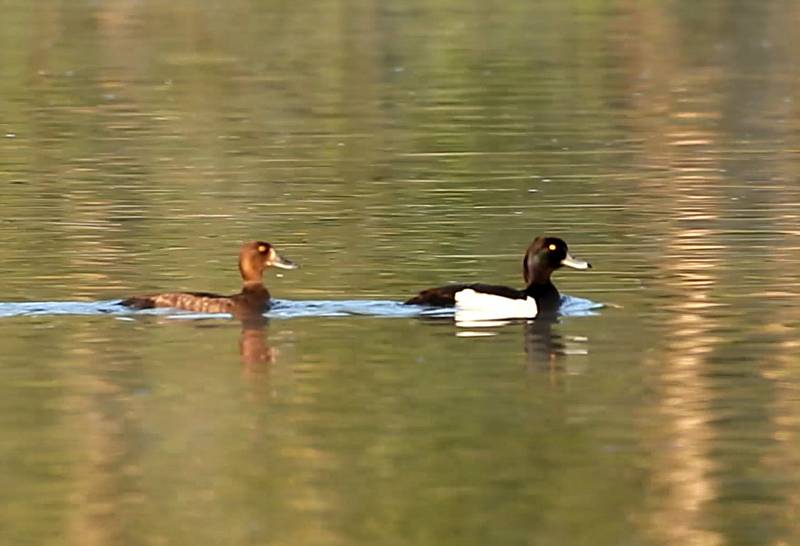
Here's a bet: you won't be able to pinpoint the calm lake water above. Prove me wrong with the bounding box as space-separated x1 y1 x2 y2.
2 1 800 545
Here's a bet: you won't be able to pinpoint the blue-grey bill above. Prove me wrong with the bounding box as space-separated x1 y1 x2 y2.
273 253 299 270
562 254 591 270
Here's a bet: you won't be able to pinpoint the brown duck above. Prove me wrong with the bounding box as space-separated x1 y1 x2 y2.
121 240 298 315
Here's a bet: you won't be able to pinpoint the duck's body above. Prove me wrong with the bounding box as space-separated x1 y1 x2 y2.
122 284 271 314
405 282 561 311
121 241 297 316
405 236 590 319
405 282 535 308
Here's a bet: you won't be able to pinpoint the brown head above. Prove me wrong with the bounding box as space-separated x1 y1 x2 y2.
522 236 591 285
239 240 298 283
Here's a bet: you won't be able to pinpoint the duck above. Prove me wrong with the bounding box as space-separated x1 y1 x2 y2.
121 240 298 315
404 236 590 320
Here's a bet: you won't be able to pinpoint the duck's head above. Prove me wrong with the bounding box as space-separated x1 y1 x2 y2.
239 240 298 282
523 236 590 285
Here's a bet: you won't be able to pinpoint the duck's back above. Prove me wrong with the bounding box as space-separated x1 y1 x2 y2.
405 283 526 306
122 286 271 314
121 291 235 313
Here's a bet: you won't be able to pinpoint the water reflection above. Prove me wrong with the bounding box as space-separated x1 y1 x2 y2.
238 316 276 366
524 319 570 371
3 0 800 544
169 312 279 371
64 344 136 546
454 316 589 373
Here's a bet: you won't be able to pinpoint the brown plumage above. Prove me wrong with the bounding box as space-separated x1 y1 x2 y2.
121 241 298 316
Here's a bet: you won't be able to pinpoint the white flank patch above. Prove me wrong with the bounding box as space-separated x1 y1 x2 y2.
455 320 511 329
454 288 538 322
455 330 499 337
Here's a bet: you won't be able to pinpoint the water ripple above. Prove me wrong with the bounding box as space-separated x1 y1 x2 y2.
0 295 602 320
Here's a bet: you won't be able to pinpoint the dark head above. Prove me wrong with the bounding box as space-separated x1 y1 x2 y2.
239 240 298 283
522 236 591 285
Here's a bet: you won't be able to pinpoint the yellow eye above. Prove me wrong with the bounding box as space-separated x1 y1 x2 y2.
548 244 557 251
258 245 267 253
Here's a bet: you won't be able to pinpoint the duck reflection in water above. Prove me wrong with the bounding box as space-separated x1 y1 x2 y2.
523 318 572 371
456 316 588 372
238 315 278 366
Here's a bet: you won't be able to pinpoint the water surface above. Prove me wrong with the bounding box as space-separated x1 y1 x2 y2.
2 1 800 545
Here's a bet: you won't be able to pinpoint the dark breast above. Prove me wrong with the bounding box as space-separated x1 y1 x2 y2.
524 284 561 313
